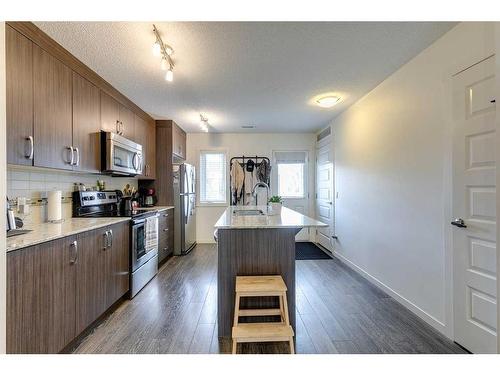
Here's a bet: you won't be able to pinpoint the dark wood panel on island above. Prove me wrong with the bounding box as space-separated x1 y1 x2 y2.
216 228 299 338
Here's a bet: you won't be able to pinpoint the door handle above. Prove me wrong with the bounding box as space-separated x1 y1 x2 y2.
109 229 113 247
451 218 467 228
70 240 78 264
67 146 74 165
103 231 109 250
25 136 34 160
74 147 80 166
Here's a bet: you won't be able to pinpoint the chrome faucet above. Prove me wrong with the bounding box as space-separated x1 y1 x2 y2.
252 182 270 210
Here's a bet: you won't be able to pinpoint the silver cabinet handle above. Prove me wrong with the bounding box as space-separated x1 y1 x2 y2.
70 240 78 264
109 229 113 247
116 120 120 134
103 231 109 250
163 228 169 232
67 146 74 165
163 213 169 217
25 136 34 160
120 121 124 135
74 147 80 166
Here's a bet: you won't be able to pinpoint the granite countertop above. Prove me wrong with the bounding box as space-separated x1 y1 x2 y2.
138 206 175 212
214 205 327 229
7 217 131 253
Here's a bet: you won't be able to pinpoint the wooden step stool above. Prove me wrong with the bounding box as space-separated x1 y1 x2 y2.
232 275 294 354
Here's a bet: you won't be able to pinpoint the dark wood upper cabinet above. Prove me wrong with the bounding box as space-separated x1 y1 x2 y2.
134 114 156 179
6 25 33 166
7 22 156 172
133 114 147 177
72 72 101 173
147 121 157 179
172 122 186 160
119 104 135 140
7 236 77 354
100 90 135 139
100 90 120 134
33 44 73 170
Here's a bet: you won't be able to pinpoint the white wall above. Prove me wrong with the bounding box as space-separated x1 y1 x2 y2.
0 21 7 354
330 22 494 337
186 133 316 243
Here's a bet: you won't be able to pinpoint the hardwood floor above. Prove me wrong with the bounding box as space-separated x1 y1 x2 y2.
72 244 467 354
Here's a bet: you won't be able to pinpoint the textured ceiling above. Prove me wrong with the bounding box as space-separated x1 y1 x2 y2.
35 22 456 133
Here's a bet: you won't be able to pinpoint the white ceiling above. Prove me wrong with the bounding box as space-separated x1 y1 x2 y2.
35 22 455 133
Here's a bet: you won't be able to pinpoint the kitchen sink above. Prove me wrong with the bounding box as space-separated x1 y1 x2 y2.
233 209 265 216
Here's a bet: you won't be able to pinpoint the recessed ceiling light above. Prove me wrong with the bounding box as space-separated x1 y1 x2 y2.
316 95 341 108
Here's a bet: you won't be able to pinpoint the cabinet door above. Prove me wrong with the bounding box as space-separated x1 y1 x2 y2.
172 123 186 160
134 114 147 177
33 45 73 170
7 236 77 353
75 228 107 335
100 91 120 133
106 221 130 306
119 104 135 140
6 25 33 166
72 72 101 173
147 121 156 179
158 209 174 263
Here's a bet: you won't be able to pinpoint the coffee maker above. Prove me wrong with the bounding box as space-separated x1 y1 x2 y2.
139 188 157 207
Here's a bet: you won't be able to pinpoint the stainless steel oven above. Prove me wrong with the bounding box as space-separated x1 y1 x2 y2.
130 214 159 297
101 131 143 176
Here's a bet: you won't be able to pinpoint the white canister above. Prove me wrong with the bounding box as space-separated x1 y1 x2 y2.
47 190 62 222
269 202 282 216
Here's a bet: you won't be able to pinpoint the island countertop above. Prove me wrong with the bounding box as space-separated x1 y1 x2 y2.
214 205 327 229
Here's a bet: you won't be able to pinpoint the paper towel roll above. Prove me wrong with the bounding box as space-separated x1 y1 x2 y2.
47 190 62 222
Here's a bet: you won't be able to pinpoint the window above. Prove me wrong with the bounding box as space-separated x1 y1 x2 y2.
200 151 227 204
275 151 307 199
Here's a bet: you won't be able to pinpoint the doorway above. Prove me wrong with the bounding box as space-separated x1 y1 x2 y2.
315 135 334 252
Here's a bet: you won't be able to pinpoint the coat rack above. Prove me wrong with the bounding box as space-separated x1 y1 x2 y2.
229 155 271 205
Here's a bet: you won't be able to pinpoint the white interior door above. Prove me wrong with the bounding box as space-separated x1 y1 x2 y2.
452 55 497 353
273 151 309 241
315 140 334 251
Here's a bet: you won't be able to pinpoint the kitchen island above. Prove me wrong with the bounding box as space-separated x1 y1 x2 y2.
214 205 327 338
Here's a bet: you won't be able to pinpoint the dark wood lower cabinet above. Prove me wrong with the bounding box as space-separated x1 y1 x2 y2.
158 208 174 264
106 222 130 306
7 236 77 354
75 228 106 335
7 221 130 354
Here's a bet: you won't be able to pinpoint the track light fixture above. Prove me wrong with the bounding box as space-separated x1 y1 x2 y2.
200 114 209 132
152 24 175 83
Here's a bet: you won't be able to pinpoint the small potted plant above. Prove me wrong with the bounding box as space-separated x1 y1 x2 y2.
268 195 283 215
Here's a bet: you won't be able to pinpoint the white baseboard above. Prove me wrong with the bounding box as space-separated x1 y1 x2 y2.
333 251 449 338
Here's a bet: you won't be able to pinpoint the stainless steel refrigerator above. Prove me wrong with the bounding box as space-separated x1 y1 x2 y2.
173 163 197 255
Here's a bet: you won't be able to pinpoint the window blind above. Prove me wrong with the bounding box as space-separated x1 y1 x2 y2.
274 151 307 164
200 151 227 203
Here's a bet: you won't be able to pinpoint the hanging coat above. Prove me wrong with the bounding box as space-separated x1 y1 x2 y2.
257 159 271 184
230 160 245 204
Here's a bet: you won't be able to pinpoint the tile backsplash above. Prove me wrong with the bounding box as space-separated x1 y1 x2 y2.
7 166 138 225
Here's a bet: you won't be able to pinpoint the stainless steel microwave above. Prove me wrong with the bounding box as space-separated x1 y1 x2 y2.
101 131 143 176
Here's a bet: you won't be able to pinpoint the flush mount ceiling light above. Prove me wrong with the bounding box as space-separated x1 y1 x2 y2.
152 24 175 83
200 114 209 132
316 95 341 108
